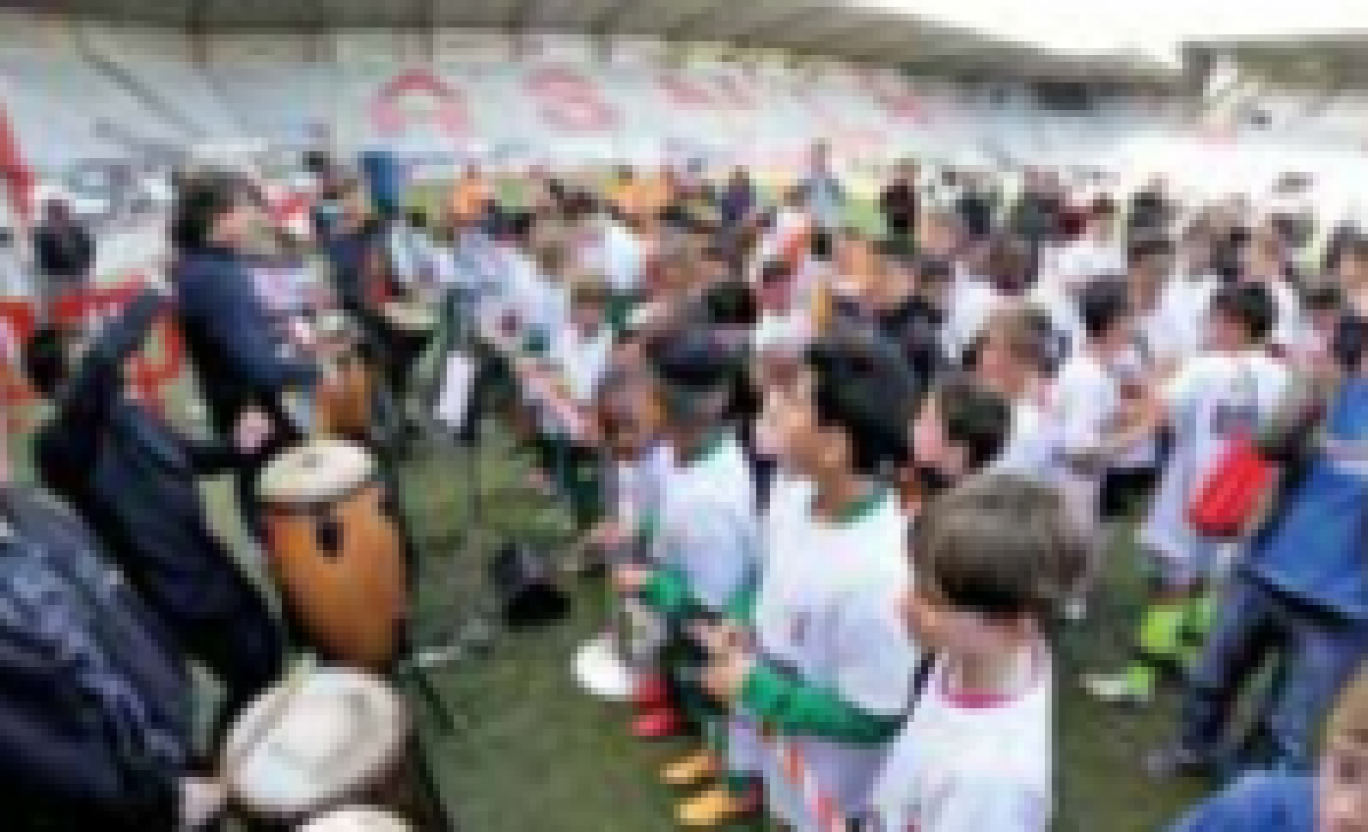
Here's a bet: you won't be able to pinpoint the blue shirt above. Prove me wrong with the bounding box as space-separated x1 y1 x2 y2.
1246 377 1368 619
1169 774 1313 832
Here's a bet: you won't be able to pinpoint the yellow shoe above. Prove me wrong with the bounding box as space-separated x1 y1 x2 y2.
661 750 719 787
676 786 757 827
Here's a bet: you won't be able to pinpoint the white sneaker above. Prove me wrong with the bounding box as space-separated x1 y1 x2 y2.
1081 672 1152 706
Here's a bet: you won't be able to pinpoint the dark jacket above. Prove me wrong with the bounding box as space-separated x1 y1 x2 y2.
33 220 94 280
35 290 261 621
0 486 190 831
175 244 318 438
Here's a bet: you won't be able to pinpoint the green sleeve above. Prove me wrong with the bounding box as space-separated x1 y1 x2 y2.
725 580 759 626
637 566 702 622
740 662 903 746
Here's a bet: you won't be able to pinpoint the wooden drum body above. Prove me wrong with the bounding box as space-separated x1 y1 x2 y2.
316 352 376 441
261 441 406 669
225 669 423 830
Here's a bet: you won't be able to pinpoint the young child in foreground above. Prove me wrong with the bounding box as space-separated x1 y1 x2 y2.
870 474 1087 832
1168 660 1368 832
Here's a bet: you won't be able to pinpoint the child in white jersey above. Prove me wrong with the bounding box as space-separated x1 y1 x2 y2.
1086 282 1291 705
973 305 1056 478
871 474 1087 832
1051 280 1149 546
696 337 918 829
613 330 761 826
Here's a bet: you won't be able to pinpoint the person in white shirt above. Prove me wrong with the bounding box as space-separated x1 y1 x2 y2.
1053 196 1126 293
1051 280 1148 547
612 331 760 825
697 341 916 829
973 305 1057 479
1086 282 1292 705
871 475 1087 832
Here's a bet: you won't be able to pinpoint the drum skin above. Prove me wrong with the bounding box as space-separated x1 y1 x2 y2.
316 354 375 442
264 478 406 670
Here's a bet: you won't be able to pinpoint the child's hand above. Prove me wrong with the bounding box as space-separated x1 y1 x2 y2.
613 564 653 594
701 651 754 702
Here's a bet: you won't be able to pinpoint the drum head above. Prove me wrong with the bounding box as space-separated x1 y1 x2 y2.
381 302 437 333
224 669 408 819
299 806 413 832
260 440 375 504
572 631 639 701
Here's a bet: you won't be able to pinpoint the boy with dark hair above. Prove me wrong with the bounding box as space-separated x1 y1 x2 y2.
697 335 916 829
1087 282 1291 706
872 474 1087 831
613 330 760 825
905 372 1012 504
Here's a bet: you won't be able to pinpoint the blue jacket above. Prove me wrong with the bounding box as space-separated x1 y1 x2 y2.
1245 377 1368 619
0 487 191 831
1169 774 1313 832
174 244 318 438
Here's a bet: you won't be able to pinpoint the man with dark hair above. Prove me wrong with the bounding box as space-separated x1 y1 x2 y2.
879 160 919 254
172 171 319 536
26 288 285 724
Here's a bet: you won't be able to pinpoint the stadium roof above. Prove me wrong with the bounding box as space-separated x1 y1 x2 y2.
4 0 1174 82
1184 34 1368 88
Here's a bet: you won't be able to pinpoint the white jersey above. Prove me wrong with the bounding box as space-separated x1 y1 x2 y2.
993 396 1055 480
1159 274 1220 360
1142 350 1291 561
653 433 759 611
943 270 1003 360
871 647 1053 832
1050 351 1121 533
614 443 675 558
549 324 614 405
753 486 915 826
1263 277 1306 353
1054 236 1125 287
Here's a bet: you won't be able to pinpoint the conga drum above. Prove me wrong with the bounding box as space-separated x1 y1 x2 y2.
260 441 406 669
316 351 376 441
301 806 412 832
224 669 421 830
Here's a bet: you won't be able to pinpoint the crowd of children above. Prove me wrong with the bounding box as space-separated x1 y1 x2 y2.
421 149 1368 830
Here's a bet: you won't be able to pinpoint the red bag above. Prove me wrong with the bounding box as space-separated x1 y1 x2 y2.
1187 433 1277 538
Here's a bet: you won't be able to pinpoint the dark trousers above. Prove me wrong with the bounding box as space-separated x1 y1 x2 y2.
1181 575 1368 773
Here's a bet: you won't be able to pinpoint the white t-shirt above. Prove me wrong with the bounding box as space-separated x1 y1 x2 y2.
944 269 1003 360
753 308 813 356
614 443 675 558
549 324 614 404
1051 351 1121 532
1141 350 1292 562
871 647 1053 832
753 486 915 826
597 219 644 295
1054 235 1125 288
993 396 1055 481
1159 273 1220 359
653 433 759 611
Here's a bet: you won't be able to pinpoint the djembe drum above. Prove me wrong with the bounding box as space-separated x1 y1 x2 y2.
223 668 421 830
260 440 406 669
